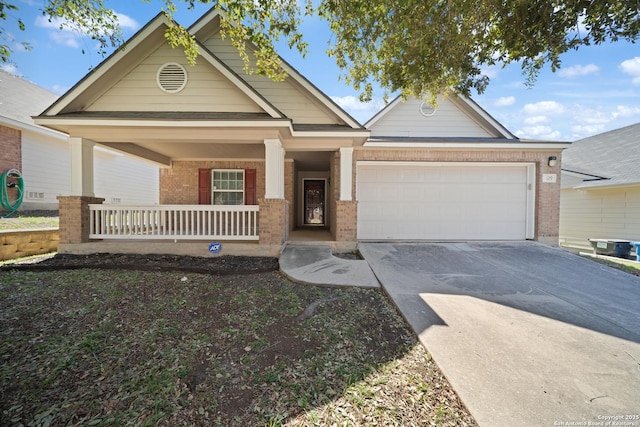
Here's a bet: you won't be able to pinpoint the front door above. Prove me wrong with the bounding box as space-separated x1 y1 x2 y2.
303 179 325 226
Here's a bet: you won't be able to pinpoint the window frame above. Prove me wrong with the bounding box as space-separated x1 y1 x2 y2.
211 169 245 205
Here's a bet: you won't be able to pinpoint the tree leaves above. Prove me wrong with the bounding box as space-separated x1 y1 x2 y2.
1 0 639 99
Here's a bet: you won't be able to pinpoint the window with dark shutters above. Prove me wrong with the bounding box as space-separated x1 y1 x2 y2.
197 168 256 205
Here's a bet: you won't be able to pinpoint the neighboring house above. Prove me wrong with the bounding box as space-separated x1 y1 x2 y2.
560 123 640 251
0 70 159 212
34 9 568 256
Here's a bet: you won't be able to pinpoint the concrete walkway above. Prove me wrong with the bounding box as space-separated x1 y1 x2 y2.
279 245 379 288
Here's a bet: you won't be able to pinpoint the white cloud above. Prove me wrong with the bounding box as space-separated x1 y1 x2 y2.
49 31 81 48
115 13 140 31
522 101 566 116
612 105 640 119
524 115 549 125
515 125 561 140
331 95 386 124
0 63 20 75
35 15 64 30
51 84 69 95
571 124 606 136
34 12 138 50
620 57 640 85
493 96 515 107
558 64 599 78
480 64 501 80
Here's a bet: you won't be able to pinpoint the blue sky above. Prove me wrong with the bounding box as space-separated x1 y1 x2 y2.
3 0 640 141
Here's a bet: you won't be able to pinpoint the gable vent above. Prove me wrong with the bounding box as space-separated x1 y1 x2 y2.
157 62 187 93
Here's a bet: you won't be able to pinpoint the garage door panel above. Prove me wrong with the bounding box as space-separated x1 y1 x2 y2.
356 163 532 240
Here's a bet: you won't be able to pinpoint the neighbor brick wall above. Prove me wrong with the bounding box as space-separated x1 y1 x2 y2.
0 125 21 173
352 148 564 241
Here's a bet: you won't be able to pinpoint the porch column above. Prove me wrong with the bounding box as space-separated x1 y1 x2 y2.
68 137 95 197
264 138 284 199
339 147 353 201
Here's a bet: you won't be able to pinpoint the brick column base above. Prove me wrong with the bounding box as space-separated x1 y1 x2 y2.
258 198 289 245
334 200 357 241
57 196 105 243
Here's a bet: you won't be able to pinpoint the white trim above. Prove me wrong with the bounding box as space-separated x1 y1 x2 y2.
363 141 571 149
0 116 68 140
364 95 518 140
356 161 536 239
196 46 283 118
339 147 353 201
188 8 362 129
212 168 245 205
264 138 284 199
452 96 516 139
69 137 95 197
156 62 188 93
34 117 371 140
43 14 174 116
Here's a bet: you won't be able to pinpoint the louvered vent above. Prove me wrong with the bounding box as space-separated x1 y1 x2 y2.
157 63 187 93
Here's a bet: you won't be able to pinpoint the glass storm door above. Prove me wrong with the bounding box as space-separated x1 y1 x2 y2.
304 180 325 226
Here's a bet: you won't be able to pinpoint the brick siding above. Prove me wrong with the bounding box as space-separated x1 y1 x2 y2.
57 196 105 243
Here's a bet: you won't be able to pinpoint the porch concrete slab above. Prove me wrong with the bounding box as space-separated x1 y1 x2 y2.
359 241 640 427
279 245 379 288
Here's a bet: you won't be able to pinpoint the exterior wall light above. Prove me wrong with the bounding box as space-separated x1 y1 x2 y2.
548 156 557 167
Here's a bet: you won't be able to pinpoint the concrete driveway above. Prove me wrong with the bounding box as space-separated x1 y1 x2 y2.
359 242 640 427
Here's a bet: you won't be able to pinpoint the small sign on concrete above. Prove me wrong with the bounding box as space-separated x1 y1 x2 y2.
208 242 222 254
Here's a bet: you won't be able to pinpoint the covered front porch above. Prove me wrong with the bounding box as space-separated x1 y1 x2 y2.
47 119 366 256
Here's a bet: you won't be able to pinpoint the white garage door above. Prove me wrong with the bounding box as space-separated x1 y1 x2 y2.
356 162 535 240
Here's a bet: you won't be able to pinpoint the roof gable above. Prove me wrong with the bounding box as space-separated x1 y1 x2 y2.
42 12 281 118
366 95 516 139
562 122 640 188
85 43 267 114
191 9 362 128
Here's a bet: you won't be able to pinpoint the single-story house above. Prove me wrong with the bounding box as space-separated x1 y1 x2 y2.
34 8 569 256
560 122 640 251
0 70 160 213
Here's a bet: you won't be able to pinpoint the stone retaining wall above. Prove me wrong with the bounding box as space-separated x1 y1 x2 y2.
0 228 59 261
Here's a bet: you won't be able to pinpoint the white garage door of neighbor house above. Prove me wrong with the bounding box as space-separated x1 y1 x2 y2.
356 162 535 240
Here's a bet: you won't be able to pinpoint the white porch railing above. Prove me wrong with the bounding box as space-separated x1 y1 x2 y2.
89 205 259 240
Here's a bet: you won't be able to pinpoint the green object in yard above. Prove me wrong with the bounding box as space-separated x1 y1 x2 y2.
1 169 24 217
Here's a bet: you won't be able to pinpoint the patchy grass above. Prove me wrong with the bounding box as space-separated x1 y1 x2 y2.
580 253 640 276
0 268 476 427
0 212 59 230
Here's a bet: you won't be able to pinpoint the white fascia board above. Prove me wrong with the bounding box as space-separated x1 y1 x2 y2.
363 141 571 149
363 96 401 128
290 129 370 138
454 95 517 139
0 116 67 140
43 14 172 116
196 46 283 118
277 62 363 129
34 116 370 140
33 118 293 128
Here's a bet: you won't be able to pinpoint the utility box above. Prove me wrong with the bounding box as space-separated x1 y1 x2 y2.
588 239 633 259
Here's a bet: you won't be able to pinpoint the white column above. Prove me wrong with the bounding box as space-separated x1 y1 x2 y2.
339 147 353 201
264 138 284 199
69 137 95 197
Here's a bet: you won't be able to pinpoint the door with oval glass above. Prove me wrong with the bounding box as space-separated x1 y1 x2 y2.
303 179 325 226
